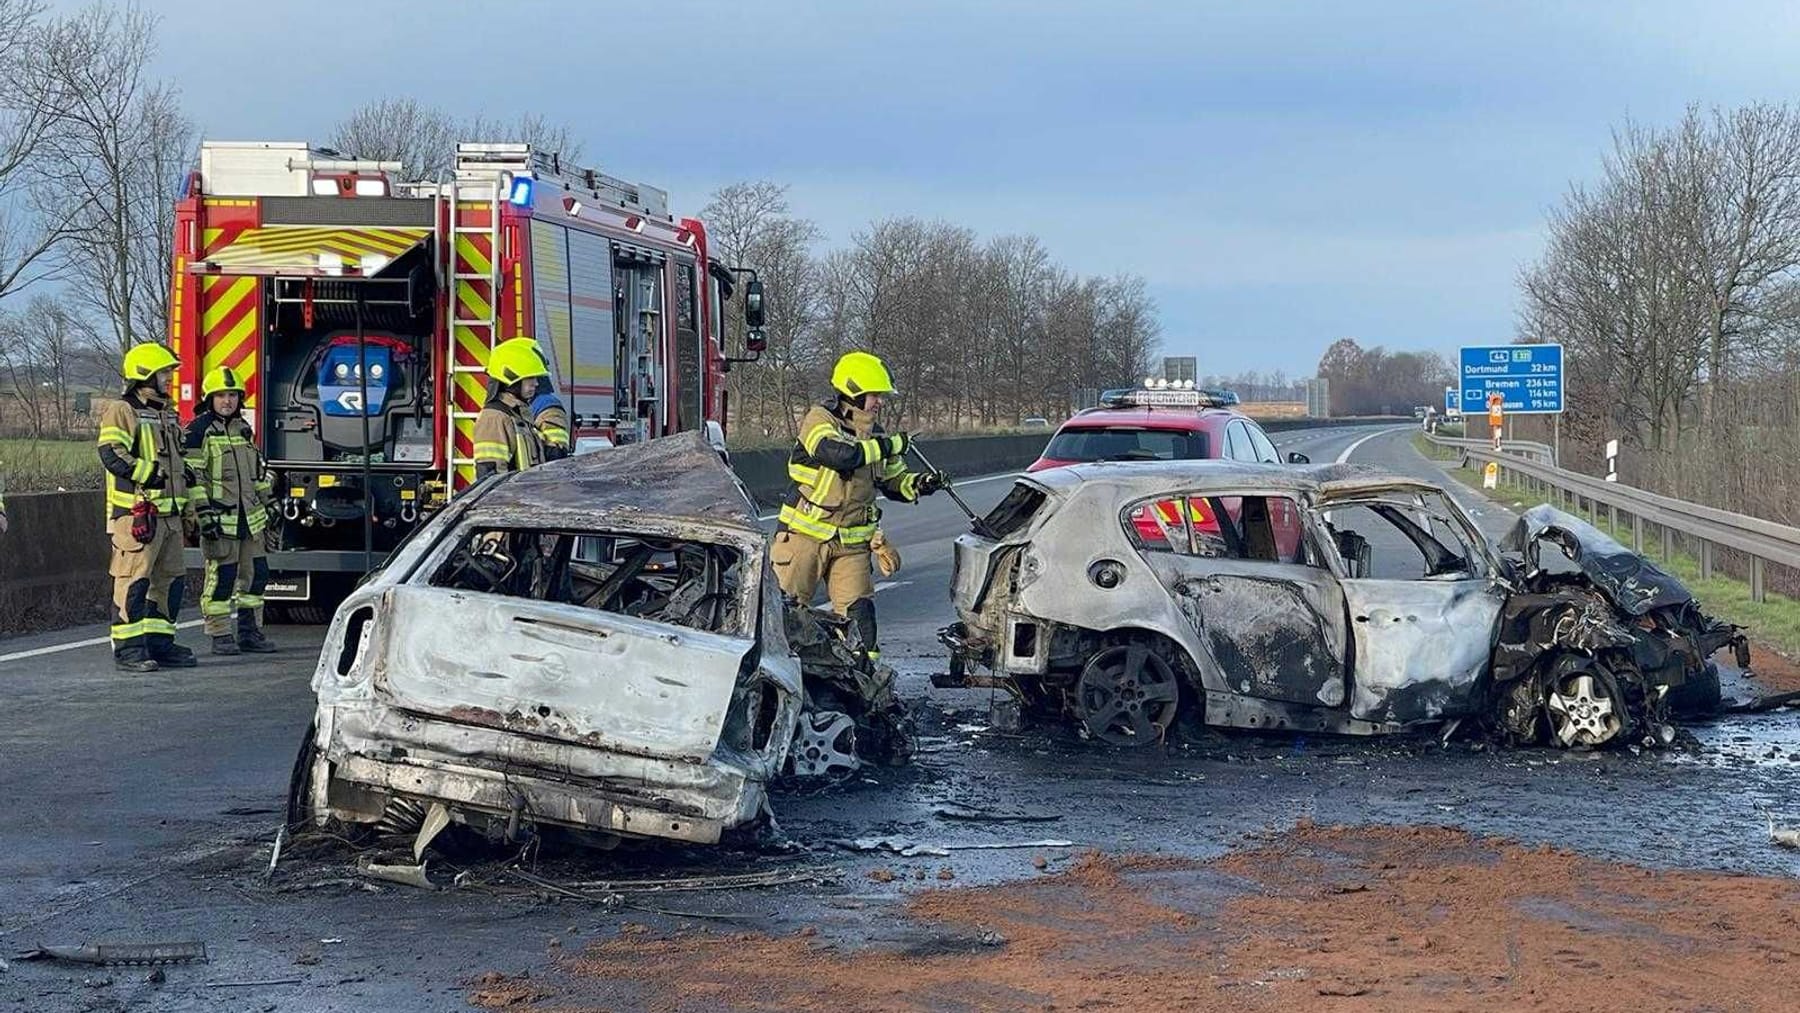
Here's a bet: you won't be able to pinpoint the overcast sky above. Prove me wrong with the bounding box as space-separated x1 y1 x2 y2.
123 0 1800 376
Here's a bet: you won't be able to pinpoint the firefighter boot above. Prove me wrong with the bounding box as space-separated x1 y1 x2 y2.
114 647 159 674
211 634 241 656
237 609 277 653
150 634 199 668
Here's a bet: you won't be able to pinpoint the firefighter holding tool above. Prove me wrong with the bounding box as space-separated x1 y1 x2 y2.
774 351 947 663
184 366 279 656
473 337 555 481
97 343 197 673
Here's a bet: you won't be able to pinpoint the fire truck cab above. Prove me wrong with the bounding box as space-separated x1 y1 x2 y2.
170 140 760 611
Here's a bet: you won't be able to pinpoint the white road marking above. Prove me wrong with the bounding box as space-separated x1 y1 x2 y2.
874 580 913 593
0 619 205 664
1335 427 1399 464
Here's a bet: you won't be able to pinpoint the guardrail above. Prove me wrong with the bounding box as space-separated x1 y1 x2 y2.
1420 429 1557 467
1425 432 1800 602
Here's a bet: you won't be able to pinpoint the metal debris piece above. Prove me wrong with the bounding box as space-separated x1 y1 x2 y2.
266 825 285 881
842 837 1075 858
16 942 208 967
205 977 303 988
558 867 840 894
414 802 452 862
933 802 1062 825
356 856 436 890
1768 818 1800 849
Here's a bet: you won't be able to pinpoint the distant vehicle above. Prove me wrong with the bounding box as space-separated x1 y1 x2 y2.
1022 416 1051 429
1413 406 1430 419
1029 387 1305 474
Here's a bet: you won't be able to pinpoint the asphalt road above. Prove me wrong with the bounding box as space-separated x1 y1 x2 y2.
3 425 1796 1011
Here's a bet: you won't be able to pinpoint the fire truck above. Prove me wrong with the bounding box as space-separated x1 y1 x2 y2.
168 140 765 613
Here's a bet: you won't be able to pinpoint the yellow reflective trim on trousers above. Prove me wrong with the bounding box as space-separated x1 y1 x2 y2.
801 423 838 455
110 620 147 640
98 426 132 446
778 503 838 541
142 617 177 636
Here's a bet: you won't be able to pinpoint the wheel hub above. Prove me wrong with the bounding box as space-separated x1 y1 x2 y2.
789 711 861 777
1546 672 1621 747
1074 644 1181 747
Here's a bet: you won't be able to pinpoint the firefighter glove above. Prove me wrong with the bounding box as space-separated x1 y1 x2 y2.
198 511 224 542
881 432 909 459
871 530 901 577
129 499 156 544
916 470 949 496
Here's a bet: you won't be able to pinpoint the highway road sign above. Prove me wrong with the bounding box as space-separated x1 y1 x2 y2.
1444 387 1457 413
1460 343 1562 414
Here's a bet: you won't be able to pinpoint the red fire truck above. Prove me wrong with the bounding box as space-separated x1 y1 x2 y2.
168 141 765 612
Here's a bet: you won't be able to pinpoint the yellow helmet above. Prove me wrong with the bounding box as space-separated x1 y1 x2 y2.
486 337 551 385
830 351 896 398
202 366 246 398
122 343 179 382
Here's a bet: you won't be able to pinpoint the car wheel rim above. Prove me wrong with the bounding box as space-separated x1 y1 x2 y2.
1545 671 1621 748
1075 644 1180 746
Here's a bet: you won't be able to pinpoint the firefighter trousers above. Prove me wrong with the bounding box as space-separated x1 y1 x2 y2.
771 530 880 656
201 535 268 638
109 514 186 660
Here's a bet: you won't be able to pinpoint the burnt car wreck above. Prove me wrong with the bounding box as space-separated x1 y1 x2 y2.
938 461 1746 750
288 433 908 853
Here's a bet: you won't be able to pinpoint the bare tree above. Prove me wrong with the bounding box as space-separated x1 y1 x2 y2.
28 2 193 355
332 99 587 180
0 0 64 308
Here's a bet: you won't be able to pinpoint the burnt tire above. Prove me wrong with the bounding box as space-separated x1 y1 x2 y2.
284 720 318 830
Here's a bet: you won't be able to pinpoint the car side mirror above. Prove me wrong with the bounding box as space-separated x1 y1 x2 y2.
1287 451 1310 464
744 279 766 329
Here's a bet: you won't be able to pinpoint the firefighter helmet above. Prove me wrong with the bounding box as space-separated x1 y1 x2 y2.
486 337 552 385
202 366 246 398
830 351 896 398
122 343 179 382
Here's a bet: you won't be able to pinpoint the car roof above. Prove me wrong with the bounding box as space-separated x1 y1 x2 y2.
1057 407 1241 431
1019 458 1443 500
470 430 763 536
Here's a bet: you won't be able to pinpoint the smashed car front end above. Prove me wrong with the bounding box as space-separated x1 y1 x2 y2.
1490 505 1749 747
294 434 804 847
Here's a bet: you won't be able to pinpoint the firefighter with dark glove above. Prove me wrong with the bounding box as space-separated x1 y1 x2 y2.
773 351 947 664
531 390 570 461
184 366 278 656
97 343 197 673
472 337 553 481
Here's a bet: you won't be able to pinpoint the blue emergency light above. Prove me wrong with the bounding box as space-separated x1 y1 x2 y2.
507 174 535 208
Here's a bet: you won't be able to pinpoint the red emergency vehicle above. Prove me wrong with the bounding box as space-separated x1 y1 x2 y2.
167 141 763 609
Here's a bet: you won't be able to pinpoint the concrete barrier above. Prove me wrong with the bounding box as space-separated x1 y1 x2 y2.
0 490 110 637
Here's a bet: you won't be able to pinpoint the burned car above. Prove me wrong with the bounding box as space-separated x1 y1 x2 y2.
938 461 1745 750
289 433 903 852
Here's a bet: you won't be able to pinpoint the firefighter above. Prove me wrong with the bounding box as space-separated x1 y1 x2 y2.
97 343 197 673
184 366 278 656
774 351 947 663
472 337 554 481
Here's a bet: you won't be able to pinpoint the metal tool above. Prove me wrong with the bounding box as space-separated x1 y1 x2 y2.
904 439 997 538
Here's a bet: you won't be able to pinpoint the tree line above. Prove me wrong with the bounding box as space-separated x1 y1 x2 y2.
1518 103 1800 528
700 181 1160 438
1314 338 1452 417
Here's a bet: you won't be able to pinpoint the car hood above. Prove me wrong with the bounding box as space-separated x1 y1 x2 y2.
1501 504 1695 616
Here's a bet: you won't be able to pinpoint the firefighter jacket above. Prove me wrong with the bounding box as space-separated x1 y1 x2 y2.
779 399 925 544
473 392 547 481
97 390 191 520
183 410 274 539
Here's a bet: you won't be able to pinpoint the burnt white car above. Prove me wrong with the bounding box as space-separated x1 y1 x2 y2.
939 461 1743 749
290 434 806 848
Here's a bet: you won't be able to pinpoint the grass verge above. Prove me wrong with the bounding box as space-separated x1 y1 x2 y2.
0 437 98 492
1411 433 1800 661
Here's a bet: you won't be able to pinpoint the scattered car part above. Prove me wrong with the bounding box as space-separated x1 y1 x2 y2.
17 942 207 966
357 856 435 890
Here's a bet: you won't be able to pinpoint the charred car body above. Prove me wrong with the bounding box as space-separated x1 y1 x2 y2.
939 461 1745 749
290 433 904 851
